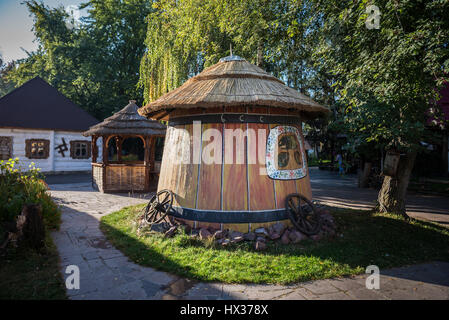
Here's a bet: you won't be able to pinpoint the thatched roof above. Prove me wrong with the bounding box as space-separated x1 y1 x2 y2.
83 100 166 136
138 55 329 120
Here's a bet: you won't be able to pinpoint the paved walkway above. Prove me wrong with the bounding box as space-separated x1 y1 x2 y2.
310 168 449 226
49 181 449 300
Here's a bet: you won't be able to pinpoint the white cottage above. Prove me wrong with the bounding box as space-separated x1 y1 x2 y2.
0 77 100 173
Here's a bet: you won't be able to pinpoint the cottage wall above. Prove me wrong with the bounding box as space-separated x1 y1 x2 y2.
0 128 102 173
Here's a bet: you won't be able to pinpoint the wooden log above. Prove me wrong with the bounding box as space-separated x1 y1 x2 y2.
1 204 45 250
21 204 45 249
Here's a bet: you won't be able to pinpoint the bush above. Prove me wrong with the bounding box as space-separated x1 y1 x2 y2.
0 158 61 230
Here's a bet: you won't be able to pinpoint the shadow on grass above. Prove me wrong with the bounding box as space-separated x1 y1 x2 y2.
0 231 67 299
100 205 449 285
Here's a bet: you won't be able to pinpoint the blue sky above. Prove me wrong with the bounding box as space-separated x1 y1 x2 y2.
0 0 84 63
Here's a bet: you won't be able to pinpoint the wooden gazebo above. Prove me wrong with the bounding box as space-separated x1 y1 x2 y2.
83 100 166 193
138 55 329 233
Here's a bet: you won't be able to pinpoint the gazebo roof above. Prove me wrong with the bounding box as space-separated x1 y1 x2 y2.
83 100 166 137
138 55 330 120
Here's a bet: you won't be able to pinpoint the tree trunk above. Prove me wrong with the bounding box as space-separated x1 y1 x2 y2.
1 204 45 251
22 204 45 249
376 151 417 219
442 133 448 177
359 161 372 188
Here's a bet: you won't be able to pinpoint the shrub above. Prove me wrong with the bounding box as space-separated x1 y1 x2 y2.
0 158 61 230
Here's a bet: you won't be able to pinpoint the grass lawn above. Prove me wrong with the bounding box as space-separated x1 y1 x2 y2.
408 180 449 196
100 204 449 284
0 232 67 299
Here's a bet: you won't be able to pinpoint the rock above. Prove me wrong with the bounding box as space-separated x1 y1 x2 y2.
150 222 170 233
243 232 256 241
256 236 266 242
214 230 226 239
289 230 307 243
281 230 290 245
164 226 177 238
179 223 192 234
255 240 266 251
271 222 286 235
322 225 336 236
230 231 244 240
319 210 335 225
199 228 212 240
255 227 269 237
231 236 244 243
208 227 220 235
269 232 280 240
310 232 323 241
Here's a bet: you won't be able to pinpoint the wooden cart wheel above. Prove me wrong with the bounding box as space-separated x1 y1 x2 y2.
285 193 321 236
144 189 173 224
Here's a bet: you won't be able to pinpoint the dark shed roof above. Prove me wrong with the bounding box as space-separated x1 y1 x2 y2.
0 77 98 131
83 100 166 136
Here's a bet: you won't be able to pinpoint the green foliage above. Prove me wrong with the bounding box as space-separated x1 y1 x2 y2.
312 0 449 152
4 0 153 119
0 158 60 230
139 0 335 104
0 55 15 97
101 204 449 284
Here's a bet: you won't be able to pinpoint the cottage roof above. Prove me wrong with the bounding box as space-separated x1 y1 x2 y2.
83 100 166 136
0 77 98 131
138 55 330 120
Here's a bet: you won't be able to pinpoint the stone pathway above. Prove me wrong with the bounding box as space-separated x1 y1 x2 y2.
310 168 449 226
50 182 449 300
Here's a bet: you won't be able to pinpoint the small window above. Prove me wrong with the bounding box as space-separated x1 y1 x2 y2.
70 140 91 159
0 137 13 160
25 139 50 159
266 126 307 180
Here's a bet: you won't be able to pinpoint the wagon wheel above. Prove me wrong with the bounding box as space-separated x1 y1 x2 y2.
285 193 321 236
144 189 174 224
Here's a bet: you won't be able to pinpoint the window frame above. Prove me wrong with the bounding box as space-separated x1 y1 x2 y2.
70 140 92 159
266 125 307 180
25 139 50 159
0 136 13 160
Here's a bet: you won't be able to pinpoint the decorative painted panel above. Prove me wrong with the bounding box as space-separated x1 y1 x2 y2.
266 125 307 180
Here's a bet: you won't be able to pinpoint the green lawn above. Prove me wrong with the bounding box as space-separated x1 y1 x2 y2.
100 204 449 284
0 232 67 299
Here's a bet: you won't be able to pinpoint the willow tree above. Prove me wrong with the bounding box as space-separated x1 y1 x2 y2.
312 0 449 217
6 0 153 119
139 0 327 103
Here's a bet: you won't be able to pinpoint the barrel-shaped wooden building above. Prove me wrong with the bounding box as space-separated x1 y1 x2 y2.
138 55 329 232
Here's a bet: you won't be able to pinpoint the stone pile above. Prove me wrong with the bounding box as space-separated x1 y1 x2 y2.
137 208 337 251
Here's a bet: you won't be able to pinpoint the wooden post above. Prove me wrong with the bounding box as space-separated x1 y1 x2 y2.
101 135 108 192
116 136 122 162
92 136 98 163
102 135 109 165
144 136 152 192
144 136 150 166
150 137 156 171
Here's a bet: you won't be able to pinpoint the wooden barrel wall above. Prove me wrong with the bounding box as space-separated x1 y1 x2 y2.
158 108 312 233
